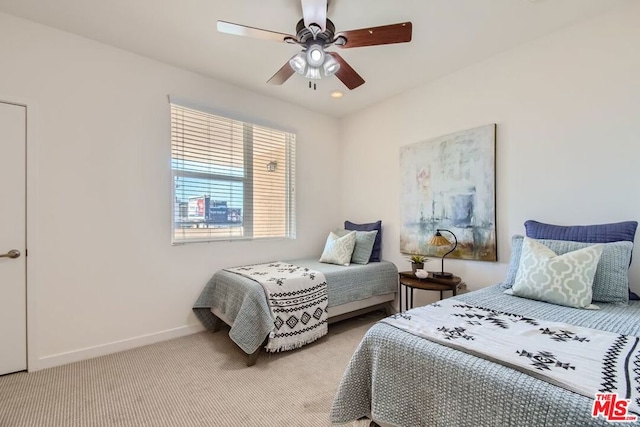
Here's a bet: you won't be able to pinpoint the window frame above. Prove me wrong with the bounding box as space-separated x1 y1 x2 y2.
169 97 296 245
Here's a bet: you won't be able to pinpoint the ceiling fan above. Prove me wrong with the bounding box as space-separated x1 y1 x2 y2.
217 0 412 90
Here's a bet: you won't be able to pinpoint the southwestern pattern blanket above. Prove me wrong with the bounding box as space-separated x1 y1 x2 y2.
226 262 328 352
382 298 640 415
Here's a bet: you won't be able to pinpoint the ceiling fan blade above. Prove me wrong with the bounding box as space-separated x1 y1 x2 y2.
327 52 365 90
217 21 295 43
336 22 412 48
301 0 327 31
267 61 295 85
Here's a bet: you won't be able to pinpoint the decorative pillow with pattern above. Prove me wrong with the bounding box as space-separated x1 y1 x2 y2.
334 229 378 264
502 235 632 304
504 237 604 309
319 231 357 266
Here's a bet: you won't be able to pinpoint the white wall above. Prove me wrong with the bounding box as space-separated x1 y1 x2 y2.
340 3 640 306
0 12 341 369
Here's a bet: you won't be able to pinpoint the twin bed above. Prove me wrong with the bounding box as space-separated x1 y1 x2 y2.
193 257 398 365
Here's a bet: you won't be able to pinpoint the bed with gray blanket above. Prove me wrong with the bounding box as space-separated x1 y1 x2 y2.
193 258 398 364
330 284 640 427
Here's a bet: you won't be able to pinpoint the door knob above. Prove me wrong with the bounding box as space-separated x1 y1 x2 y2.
0 249 20 259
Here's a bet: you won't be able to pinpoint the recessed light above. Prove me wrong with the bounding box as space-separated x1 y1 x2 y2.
330 90 344 99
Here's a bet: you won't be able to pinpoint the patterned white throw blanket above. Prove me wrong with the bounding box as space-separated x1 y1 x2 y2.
226 262 328 352
382 298 640 415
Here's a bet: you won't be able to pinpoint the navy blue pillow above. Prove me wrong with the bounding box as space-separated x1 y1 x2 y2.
524 220 638 244
524 220 639 299
345 220 382 262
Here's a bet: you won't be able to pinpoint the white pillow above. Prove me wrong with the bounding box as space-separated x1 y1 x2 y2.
319 231 356 266
504 237 603 309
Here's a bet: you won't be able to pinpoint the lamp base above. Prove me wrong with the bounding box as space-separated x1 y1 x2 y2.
431 271 453 278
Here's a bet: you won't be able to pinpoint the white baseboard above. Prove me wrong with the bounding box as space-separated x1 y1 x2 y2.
33 323 206 371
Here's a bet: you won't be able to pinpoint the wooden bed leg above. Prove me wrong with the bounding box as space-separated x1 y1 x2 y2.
247 348 261 367
246 338 268 367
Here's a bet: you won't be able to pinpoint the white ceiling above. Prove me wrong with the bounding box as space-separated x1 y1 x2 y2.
0 0 628 117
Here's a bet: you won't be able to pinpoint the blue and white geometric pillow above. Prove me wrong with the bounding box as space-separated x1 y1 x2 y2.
505 237 603 309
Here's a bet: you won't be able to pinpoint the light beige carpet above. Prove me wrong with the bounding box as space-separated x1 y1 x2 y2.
0 312 382 427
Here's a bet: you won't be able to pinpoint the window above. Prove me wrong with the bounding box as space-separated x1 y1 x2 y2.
170 101 296 243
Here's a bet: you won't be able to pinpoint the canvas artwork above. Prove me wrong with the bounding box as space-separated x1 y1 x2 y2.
400 124 496 261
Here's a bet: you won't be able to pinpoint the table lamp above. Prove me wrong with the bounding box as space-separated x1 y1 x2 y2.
428 229 457 278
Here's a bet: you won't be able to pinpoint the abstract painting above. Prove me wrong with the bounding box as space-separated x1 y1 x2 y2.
400 124 496 261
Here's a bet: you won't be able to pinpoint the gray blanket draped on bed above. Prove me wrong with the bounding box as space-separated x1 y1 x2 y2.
330 285 640 427
193 259 398 354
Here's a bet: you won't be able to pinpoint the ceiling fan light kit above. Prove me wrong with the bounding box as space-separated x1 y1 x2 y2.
217 0 412 90
289 43 341 81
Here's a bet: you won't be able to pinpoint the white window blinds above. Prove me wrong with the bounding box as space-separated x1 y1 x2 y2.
170 102 296 243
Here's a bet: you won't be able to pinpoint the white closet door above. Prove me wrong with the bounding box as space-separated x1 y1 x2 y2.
0 101 27 375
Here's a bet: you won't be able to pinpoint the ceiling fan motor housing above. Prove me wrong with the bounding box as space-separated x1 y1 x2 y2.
295 18 336 46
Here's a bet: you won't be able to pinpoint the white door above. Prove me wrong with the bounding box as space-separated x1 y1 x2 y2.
0 101 27 375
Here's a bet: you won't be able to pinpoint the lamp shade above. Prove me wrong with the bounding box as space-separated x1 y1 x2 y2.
304 66 321 79
289 52 307 75
306 44 325 68
429 232 451 247
322 55 340 76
